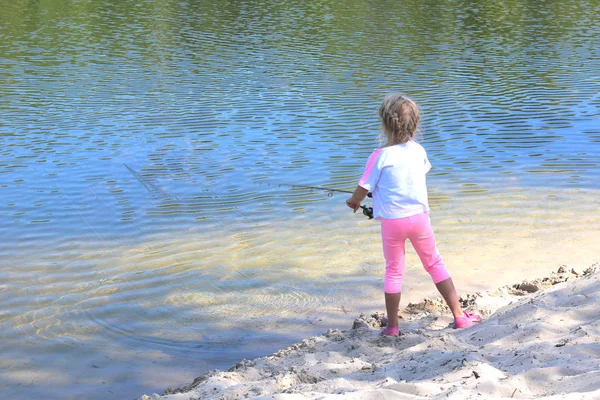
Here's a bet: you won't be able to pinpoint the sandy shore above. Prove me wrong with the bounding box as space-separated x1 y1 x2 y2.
140 263 600 400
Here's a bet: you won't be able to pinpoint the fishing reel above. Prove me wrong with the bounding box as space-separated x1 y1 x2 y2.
360 205 374 219
361 192 373 219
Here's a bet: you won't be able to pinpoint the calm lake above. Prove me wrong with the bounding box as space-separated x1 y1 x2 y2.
1 0 599 398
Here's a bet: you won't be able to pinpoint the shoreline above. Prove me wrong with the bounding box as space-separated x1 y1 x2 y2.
141 263 600 400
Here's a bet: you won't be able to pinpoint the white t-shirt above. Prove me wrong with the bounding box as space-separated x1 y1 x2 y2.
358 141 432 219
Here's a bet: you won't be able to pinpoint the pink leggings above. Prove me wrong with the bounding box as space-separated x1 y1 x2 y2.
381 212 450 293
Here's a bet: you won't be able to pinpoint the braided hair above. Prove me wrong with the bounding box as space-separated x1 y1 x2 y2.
378 93 420 146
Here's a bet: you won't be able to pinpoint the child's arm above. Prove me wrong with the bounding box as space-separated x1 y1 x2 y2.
345 185 369 213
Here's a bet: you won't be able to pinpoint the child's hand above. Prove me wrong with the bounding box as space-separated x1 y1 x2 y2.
346 197 361 213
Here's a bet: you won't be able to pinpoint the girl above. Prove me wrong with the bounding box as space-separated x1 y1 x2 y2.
346 93 481 336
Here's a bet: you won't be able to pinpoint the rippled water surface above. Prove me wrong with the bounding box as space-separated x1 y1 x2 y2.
1 0 599 398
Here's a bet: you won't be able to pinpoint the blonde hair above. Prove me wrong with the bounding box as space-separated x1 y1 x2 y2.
378 93 420 146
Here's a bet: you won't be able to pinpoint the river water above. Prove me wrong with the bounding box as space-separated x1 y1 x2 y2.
1 0 599 398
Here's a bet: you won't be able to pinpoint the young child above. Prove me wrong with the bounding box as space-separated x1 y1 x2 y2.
346 93 481 336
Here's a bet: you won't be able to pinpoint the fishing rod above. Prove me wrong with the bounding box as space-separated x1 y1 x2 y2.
275 183 374 219
278 183 372 197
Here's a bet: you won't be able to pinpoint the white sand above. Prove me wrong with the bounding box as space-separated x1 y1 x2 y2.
140 263 600 400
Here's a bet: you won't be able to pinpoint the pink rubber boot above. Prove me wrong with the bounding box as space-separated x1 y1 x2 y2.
380 326 399 337
454 312 481 329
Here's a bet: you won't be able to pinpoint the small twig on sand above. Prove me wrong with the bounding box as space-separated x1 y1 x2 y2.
512 388 518 398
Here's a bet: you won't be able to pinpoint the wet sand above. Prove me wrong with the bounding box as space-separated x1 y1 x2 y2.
140 263 600 400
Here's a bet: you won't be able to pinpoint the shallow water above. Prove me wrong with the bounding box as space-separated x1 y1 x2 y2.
1 0 599 398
